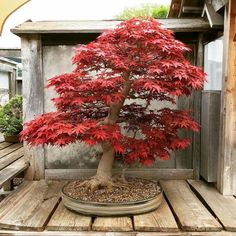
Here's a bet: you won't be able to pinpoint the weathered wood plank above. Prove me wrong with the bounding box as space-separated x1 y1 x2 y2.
175 95 194 169
217 0 236 195
203 2 224 28
0 158 29 188
92 217 133 232
212 0 228 12
0 230 234 236
0 230 136 236
160 180 222 231
0 143 22 159
21 35 45 180
0 142 12 150
133 197 178 232
193 33 204 180
11 19 211 34
0 147 24 170
188 180 236 231
0 231 234 236
47 202 92 231
0 180 65 231
138 232 236 236
0 182 32 218
45 168 193 180
201 91 221 182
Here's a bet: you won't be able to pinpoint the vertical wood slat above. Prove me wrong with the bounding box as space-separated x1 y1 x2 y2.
201 91 221 182
175 95 194 169
175 44 196 169
217 0 236 195
21 34 45 180
160 180 222 231
193 33 204 180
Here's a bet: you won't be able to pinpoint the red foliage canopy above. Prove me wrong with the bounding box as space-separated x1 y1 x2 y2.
21 18 206 166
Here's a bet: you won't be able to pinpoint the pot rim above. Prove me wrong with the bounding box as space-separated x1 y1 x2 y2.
61 178 162 206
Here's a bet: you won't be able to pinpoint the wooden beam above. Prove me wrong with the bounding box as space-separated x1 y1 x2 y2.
45 168 194 180
212 0 228 12
21 34 45 180
11 19 211 34
202 2 224 28
0 63 14 72
168 0 182 18
182 6 203 14
192 33 204 180
217 0 236 195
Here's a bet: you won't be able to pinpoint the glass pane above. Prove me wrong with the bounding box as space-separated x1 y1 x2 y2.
204 37 223 90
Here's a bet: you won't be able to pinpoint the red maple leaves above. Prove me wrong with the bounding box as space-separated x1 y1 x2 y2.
21 18 206 166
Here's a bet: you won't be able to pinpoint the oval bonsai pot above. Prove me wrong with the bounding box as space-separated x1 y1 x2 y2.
61 180 163 216
4 134 20 143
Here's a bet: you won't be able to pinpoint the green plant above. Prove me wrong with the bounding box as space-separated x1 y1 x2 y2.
116 4 169 20
0 95 23 136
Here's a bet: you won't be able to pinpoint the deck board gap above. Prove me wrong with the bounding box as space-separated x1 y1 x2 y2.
162 190 182 230
187 181 223 226
42 197 62 231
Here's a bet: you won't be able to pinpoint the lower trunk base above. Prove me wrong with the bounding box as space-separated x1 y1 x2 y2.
78 175 128 193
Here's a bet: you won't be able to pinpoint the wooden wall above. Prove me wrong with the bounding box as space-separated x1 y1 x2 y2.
21 33 201 180
217 0 236 195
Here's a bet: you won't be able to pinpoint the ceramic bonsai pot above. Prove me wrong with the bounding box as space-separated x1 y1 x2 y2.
61 180 163 216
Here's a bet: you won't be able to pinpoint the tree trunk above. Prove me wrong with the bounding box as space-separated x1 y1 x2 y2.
96 142 115 180
80 76 132 190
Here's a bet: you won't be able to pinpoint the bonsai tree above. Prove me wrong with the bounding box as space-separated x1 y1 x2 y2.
21 18 205 192
0 95 23 138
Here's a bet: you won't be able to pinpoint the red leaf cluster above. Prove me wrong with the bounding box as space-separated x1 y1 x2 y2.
21 18 206 166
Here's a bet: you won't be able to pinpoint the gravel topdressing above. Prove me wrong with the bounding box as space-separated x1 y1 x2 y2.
63 178 161 203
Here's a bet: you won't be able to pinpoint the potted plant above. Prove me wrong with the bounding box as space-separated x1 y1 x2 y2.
21 18 205 215
0 95 23 143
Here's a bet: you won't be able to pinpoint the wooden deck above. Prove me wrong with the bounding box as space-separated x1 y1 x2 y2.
0 178 236 235
0 141 28 189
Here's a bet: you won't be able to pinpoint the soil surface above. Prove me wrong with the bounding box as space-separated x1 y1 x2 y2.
63 177 161 203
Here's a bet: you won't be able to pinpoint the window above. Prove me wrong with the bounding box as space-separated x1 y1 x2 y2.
204 37 223 90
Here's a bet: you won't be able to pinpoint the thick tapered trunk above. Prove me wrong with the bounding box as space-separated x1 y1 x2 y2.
96 143 115 180
96 77 132 180
82 76 131 190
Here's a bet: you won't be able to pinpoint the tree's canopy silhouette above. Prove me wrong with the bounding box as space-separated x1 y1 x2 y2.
21 18 205 189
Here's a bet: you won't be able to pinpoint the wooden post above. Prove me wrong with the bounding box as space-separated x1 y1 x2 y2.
217 0 236 195
193 33 204 180
21 34 45 180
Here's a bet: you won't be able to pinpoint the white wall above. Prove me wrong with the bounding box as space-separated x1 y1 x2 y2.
0 71 9 105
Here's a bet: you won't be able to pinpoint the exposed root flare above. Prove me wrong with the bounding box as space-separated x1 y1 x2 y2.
79 175 129 193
